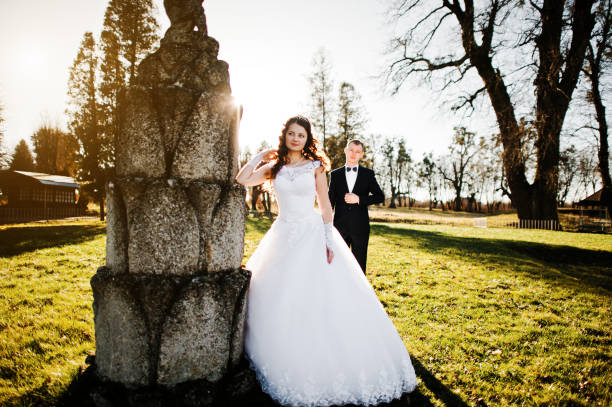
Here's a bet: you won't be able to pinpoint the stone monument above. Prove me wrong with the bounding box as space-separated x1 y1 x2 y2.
90 0 250 399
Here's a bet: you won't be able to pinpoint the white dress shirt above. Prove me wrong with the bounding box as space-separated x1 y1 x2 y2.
345 165 359 193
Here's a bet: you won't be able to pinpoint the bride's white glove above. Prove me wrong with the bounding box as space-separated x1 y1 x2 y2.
244 151 266 169
235 148 277 186
245 148 276 169
324 222 334 264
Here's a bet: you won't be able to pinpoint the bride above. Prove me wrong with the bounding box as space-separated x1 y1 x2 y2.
235 115 417 406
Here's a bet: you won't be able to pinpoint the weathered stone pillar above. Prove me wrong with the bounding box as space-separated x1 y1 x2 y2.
91 0 249 392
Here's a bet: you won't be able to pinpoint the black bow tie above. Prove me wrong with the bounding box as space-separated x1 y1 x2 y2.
346 166 357 172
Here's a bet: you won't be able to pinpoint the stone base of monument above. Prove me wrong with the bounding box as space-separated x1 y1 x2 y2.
91 267 250 387
60 266 271 406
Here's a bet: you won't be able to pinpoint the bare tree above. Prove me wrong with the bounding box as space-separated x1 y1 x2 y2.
380 135 411 208
583 1 612 187
557 145 579 206
478 132 511 213
576 145 601 198
438 127 480 211
469 144 498 213
488 122 537 204
417 152 438 210
308 48 335 152
401 146 416 207
386 0 596 220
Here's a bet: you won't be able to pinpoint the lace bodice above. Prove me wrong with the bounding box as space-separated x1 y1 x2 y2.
273 160 321 222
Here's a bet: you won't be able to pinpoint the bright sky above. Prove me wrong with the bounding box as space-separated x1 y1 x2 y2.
0 0 466 162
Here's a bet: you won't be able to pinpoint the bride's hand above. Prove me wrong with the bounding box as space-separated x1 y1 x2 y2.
261 148 278 162
326 247 334 264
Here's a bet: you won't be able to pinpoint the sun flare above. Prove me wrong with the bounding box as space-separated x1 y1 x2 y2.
18 50 46 76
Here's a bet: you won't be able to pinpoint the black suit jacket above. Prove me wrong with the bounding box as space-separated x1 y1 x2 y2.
328 166 385 235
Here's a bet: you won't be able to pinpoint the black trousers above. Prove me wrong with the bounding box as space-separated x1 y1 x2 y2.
338 229 369 274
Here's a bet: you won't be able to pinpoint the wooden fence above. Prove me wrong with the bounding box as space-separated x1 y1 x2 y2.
0 206 87 224
474 218 562 231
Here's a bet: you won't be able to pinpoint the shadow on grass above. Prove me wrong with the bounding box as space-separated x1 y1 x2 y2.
372 224 612 292
0 223 106 258
408 357 470 407
54 356 465 407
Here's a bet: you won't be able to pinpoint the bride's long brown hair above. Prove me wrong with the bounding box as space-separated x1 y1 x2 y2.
269 115 330 179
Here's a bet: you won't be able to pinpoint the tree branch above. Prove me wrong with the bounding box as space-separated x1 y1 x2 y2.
559 0 596 97
452 85 488 112
481 0 500 52
411 5 446 34
421 12 454 50
390 54 469 72
529 0 542 14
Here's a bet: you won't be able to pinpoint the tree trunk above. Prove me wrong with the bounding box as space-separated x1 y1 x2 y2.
262 192 271 214
471 54 534 218
591 63 611 187
250 186 261 211
467 194 476 212
453 182 462 211
128 39 137 84
388 189 397 208
99 195 105 221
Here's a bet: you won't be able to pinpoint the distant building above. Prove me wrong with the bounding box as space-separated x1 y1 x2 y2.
576 187 611 233
0 170 85 223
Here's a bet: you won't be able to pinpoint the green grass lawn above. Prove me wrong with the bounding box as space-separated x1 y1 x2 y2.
0 218 610 406
0 220 105 406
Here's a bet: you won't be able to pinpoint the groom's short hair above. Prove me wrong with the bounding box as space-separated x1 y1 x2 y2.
346 139 364 149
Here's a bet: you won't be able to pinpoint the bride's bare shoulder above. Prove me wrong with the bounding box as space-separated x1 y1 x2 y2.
314 161 325 175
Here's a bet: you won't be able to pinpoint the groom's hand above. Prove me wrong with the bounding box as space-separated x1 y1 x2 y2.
344 193 359 204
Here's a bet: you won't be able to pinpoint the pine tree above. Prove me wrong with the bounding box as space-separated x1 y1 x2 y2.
326 82 367 169
107 0 159 83
98 0 159 168
99 25 124 170
307 49 335 152
31 120 78 175
10 139 35 171
66 32 105 220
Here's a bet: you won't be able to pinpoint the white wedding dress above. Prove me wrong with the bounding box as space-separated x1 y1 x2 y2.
244 160 417 407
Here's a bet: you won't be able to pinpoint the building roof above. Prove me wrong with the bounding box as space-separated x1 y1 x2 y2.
577 187 612 206
12 171 79 188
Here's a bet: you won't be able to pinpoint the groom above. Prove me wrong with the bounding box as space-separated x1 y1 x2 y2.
328 140 384 273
